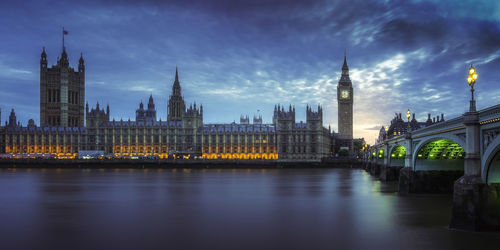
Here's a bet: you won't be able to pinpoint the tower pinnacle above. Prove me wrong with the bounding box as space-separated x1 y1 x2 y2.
175 66 179 82
168 67 186 121
342 51 349 75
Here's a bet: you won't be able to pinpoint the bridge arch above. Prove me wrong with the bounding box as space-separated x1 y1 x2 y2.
413 136 465 171
373 147 385 164
388 144 406 167
482 135 500 183
370 149 376 161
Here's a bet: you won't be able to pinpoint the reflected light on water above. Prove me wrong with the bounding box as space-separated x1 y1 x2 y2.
0 168 498 250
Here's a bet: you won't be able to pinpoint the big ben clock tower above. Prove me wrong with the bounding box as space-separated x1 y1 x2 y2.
337 54 353 148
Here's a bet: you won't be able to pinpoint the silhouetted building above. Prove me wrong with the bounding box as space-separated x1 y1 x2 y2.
376 112 445 143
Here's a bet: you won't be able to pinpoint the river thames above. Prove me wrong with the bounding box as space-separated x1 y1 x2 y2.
0 168 498 250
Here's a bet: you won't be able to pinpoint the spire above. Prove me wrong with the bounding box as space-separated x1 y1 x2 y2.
175 66 179 82
172 67 181 96
339 51 351 83
41 47 47 59
79 52 84 64
342 50 349 74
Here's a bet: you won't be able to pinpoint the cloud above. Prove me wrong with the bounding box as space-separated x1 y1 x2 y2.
0 56 35 80
365 125 384 130
1 0 500 145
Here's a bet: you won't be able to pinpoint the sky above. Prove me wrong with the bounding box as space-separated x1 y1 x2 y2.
0 0 499 144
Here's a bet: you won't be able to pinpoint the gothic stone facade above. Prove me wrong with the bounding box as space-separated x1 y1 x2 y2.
40 46 85 127
337 55 353 150
0 46 336 160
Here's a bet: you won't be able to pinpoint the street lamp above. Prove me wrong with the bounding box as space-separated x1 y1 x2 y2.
406 109 411 132
467 64 478 112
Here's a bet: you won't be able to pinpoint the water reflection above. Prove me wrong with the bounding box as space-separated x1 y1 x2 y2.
0 168 498 250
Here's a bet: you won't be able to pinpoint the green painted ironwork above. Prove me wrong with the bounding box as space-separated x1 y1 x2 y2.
416 139 464 160
390 145 406 160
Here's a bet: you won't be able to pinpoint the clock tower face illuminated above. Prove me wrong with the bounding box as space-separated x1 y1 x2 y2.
341 90 349 99
337 55 353 142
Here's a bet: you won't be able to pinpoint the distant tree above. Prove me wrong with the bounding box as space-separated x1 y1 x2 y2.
353 139 364 152
338 149 349 157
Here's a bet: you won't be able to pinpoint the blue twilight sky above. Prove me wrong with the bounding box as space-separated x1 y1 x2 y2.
0 0 499 144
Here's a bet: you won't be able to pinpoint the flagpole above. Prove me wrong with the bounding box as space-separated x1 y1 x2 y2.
62 27 65 50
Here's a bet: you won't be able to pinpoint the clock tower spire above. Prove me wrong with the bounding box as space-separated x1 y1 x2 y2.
337 53 354 150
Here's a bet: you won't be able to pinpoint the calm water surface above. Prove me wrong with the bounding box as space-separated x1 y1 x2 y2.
0 168 498 250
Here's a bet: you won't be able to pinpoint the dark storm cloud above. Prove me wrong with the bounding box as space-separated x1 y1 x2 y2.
1 0 499 143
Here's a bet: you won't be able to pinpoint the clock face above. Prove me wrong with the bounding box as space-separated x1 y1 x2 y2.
341 90 349 99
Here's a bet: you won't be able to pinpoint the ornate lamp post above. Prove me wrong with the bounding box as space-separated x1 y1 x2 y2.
406 109 411 133
450 64 493 231
467 65 478 112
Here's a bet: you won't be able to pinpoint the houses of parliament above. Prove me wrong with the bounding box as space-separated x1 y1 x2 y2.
0 41 355 160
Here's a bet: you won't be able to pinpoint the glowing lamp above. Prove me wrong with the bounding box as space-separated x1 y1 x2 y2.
467 65 477 85
466 64 478 112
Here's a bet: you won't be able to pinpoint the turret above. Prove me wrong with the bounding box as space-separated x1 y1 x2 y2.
306 104 322 122
40 47 47 68
253 114 263 124
8 108 16 127
78 52 85 72
106 104 110 120
86 102 109 128
58 46 69 67
148 94 155 110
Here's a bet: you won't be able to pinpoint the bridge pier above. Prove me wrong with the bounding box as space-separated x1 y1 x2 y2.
363 161 371 171
398 167 463 194
379 165 402 182
450 111 500 230
451 177 500 230
370 163 381 176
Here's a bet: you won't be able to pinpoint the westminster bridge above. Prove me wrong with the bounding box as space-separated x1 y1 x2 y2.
361 101 500 231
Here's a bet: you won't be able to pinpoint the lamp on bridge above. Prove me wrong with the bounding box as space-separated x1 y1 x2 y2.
467 65 478 112
406 109 411 132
